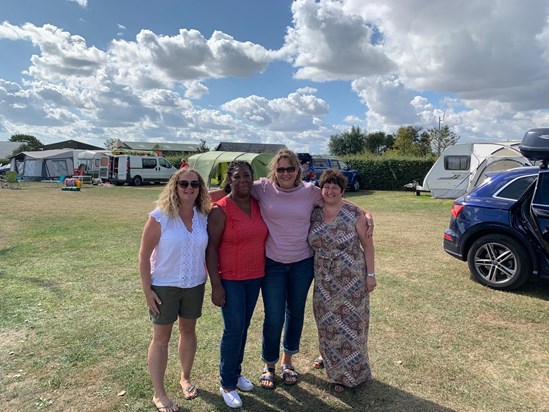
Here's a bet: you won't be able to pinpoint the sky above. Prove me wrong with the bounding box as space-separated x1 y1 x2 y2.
0 0 548 154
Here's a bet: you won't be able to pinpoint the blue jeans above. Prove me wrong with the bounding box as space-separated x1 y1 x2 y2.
220 278 262 389
261 256 314 364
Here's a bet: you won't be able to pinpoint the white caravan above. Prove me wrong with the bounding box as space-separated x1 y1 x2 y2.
110 155 177 185
421 142 532 199
76 150 112 180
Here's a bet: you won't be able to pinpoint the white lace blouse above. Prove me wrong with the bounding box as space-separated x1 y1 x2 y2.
149 207 208 288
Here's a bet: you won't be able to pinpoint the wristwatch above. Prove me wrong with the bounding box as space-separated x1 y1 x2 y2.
367 273 376 278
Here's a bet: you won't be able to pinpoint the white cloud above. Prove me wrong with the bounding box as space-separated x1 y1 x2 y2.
1 2 549 152
222 91 329 132
67 0 87 8
281 0 396 81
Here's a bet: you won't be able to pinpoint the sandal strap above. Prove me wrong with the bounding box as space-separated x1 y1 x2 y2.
281 364 295 371
263 367 276 374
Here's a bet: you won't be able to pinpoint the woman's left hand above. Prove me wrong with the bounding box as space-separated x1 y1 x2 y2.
366 276 377 292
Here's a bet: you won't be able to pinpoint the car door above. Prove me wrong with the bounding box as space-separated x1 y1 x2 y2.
531 169 549 247
158 157 176 180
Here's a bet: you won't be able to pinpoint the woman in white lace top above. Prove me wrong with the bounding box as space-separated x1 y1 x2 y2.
139 167 211 412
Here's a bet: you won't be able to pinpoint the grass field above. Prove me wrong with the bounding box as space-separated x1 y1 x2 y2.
1 183 548 412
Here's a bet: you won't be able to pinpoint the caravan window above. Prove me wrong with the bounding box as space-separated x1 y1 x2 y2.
444 155 470 171
142 158 157 169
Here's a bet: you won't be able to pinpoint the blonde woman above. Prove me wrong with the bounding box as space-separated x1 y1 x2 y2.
139 167 211 412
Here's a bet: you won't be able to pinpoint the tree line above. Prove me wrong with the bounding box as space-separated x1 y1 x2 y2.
328 125 458 157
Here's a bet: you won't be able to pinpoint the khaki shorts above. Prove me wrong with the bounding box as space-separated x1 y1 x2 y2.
149 283 205 324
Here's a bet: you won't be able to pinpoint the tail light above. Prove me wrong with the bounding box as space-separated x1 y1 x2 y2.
451 204 464 218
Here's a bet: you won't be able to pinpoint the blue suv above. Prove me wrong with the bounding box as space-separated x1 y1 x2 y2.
444 129 549 290
443 128 549 290
297 153 363 191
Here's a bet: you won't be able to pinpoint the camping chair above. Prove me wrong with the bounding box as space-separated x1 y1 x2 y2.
0 173 7 189
4 171 21 189
54 175 66 188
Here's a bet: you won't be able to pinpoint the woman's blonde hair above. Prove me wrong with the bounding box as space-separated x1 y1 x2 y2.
156 167 211 217
267 149 302 187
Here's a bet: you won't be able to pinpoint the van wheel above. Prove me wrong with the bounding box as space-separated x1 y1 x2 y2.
132 176 143 186
467 234 530 290
350 179 360 192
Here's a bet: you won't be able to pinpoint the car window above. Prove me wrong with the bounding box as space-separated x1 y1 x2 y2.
313 158 329 167
533 172 549 206
339 160 349 170
494 175 537 200
331 160 341 169
142 158 157 169
159 158 172 168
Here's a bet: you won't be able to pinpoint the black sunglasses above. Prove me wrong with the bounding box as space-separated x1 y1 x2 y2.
178 180 200 189
276 166 296 174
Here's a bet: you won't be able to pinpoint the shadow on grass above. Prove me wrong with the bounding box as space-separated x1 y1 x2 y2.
514 277 549 301
0 267 65 299
191 373 456 412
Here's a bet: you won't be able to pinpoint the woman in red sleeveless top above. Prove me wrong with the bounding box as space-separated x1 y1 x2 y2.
206 161 268 408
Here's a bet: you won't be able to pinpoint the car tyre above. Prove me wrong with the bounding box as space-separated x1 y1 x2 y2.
467 234 530 290
132 175 143 186
350 178 361 192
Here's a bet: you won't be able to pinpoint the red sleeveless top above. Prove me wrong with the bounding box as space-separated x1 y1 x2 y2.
215 196 268 281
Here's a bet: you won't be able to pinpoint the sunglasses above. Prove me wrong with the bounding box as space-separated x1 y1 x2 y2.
178 180 200 189
276 166 296 174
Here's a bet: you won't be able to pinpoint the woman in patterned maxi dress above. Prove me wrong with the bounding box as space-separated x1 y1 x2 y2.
308 169 376 392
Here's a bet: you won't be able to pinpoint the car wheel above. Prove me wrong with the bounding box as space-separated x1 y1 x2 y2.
467 234 531 290
132 176 142 186
350 178 360 192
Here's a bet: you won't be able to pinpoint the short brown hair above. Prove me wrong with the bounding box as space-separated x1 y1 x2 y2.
319 169 347 192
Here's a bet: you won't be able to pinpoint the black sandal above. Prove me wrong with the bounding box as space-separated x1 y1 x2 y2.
259 367 276 390
281 364 298 386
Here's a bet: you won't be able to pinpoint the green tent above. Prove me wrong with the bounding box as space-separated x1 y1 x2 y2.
188 151 274 188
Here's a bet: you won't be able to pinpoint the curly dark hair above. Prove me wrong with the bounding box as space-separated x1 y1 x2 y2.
319 168 347 192
222 160 254 194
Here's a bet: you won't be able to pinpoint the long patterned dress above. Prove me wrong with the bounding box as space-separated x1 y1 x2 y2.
308 203 372 388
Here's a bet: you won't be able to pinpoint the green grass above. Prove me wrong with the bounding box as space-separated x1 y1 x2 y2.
1 184 548 411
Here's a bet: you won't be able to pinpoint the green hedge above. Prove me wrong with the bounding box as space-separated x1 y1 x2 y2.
345 156 435 191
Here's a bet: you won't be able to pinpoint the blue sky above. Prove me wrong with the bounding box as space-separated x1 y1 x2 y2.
1 0 548 153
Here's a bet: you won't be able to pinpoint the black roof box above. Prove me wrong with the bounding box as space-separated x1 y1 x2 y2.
519 128 549 161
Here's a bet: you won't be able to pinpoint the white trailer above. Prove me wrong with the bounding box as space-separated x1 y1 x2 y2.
421 142 532 198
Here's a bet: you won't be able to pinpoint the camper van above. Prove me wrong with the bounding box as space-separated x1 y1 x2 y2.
421 142 532 198
110 155 177 186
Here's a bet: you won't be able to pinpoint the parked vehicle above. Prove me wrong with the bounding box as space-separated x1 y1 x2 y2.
443 128 549 290
109 155 176 186
298 154 363 192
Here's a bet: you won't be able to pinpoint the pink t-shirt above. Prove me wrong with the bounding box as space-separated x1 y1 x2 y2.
252 178 322 264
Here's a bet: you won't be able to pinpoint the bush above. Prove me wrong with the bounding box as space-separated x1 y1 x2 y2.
344 155 435 190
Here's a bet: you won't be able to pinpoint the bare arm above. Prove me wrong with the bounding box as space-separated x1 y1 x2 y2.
206 206 226 307
356 212 377 293
138 217 162 315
